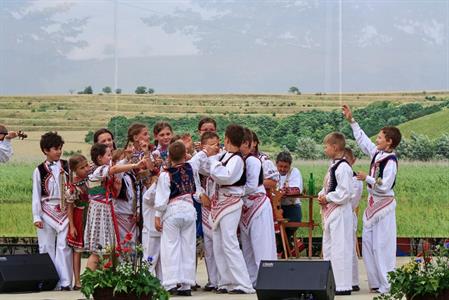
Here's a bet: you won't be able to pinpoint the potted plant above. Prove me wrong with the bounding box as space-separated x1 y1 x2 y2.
80 233 169 300
375 244 449 300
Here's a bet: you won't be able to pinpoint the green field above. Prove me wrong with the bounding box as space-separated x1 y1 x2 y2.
1 160 448 238
2 92 448 131
398 109 449 139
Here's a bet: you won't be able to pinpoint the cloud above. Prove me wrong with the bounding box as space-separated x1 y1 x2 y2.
356 25 392 48
395 19 445 45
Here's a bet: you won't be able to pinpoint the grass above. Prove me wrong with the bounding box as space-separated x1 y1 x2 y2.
397 109 449 139
1 160 448 237
2 92 448 131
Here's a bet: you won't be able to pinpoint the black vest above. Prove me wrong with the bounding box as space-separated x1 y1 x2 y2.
37 160 69 197
369 152 398 189
219 152 246 187
167 163 196 200
326 159 350 193
117 172 136 201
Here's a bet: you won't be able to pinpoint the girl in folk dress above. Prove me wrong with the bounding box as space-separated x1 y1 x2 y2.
66 154 91 290
152 122 174 166
84 143 146 271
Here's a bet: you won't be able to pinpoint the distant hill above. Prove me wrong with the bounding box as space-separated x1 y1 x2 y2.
1 92 447 131
397 109 449 139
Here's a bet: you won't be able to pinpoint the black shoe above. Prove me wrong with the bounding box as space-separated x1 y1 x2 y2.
352 285 360 292
215 288 228 294
73 285 82 291
60 286 71 291
370 287 380 293
335 290 352 296
203 284 216 292
191 283 201 291
177 289 192 296
168 287 178 295
229 289 246 294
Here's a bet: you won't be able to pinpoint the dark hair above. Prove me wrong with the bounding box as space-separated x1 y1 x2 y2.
251 130 260 153
93 128 116 150
40 132 64 154
127 123 147 144
69 154 88 172
323 132 346 150
169 141 186 163
91 143 108 165
201 131 219 144
198 117 217 131
170 134 182 144
242 128 253 145
381 126 402 149
153 121 173 136
276 151 293 165
225 124 244 147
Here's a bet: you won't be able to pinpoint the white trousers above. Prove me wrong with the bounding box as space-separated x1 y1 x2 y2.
37 219 72 288
362 209 396 293
322 207 353 292
352 212 359 286
160 215 196 290
142 233 162 281
212 209 255 293
240 201 277 286
203 232 219 287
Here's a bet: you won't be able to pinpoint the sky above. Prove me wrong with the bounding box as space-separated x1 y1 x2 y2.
0 0 448 94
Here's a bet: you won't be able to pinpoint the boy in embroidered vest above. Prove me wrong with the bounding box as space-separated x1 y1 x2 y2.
32 132 73 290
343 104 401 294
318 132 354 296
189 131 220 291
154 141 202 296
204 124 255 294
239 128 277 287
344 147 364 292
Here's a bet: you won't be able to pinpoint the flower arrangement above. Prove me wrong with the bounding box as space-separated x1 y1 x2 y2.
80 233 169 300
375 243 449 300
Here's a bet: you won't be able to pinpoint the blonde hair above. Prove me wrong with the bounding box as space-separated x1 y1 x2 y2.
324 132 346 150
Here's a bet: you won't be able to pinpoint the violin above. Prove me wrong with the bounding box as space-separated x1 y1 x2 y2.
17 130 28 140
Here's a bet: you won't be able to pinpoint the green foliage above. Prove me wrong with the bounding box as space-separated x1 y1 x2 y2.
147 88 154 94
80 86 93 94
295 137 323 160
396 133 435 161
288 86 301 95
435 134 449 159
115 88 122 94
80 234 169 300
374 245 449 300
135 86 147 94
102 86 112 94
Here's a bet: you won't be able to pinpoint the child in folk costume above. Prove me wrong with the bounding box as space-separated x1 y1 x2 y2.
204 124 255 294
112 148 138 244
189 131 221 291
239 128 277 286
251 131 280 190
152 121 173 165
318 132 354 296
84 143 146 271
32 132 72 290
343 104 402 294
66 154 91 290
0 124 18 163
344 147 364 292
154 141 203 296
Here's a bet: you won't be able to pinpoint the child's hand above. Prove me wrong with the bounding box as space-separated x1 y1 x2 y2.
69 225 77 238
135 159 147 169
34 221 44 229
317 195 328 206
155 217 162 232
194 141 201 151
342 104 353 122
201 194 211 209
356 171 367 181
203 144 219 157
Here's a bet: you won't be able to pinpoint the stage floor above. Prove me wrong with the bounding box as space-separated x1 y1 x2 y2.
0 257 410 300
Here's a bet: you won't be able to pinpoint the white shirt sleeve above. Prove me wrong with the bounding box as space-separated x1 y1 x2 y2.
143 182 157 207
350 122 377 158
88 165 110 181
244 156 261 195
326 163 354 205
32 168 43 223
352 178 363 209
209 153 244 185
154 172 170 217
288 168 303 192
0 140 13 163
189 151 209 175
262 158 280 181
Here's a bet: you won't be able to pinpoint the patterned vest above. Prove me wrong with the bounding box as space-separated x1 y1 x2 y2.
37 160 69 197
167 163 196 200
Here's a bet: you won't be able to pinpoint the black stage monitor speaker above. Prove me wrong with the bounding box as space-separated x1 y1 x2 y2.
0 253 59 293
256 260 335 300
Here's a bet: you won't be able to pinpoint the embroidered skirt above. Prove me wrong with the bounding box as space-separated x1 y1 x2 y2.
84 200 116 253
